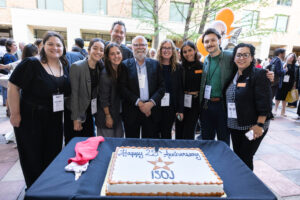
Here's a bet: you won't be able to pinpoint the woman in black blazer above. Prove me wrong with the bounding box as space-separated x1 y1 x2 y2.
96 43 124 137
70 38 104 137
156 39 184 139
225 43 272 170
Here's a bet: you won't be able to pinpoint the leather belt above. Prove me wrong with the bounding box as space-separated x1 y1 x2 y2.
184 91 199 97
209 97 221 102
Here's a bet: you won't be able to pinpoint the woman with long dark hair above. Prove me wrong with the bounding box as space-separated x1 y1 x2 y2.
96 42 124 137
175 40 203 139
70 38 104 137
8 31 71 188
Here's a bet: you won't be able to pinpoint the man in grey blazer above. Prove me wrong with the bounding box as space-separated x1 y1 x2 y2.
120 36 165 138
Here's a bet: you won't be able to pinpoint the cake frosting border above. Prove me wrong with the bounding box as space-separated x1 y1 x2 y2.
106 146 224 196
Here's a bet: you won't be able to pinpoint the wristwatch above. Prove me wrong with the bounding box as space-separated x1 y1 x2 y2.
257 122 264 128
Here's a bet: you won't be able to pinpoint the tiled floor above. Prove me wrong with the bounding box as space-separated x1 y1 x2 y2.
0 102 300 200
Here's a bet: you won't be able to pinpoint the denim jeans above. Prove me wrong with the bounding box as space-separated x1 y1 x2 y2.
200 100 230 145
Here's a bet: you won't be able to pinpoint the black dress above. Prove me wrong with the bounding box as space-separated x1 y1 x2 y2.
276 64 295 101
9 57 71 188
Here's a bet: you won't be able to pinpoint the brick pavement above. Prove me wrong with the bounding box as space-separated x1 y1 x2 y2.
0 100 300 200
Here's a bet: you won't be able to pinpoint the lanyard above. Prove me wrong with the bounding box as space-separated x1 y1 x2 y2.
207 57 220 84
47 62 62 94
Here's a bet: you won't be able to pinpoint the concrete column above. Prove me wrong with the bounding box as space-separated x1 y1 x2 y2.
260 38 271 59
66 26 81 51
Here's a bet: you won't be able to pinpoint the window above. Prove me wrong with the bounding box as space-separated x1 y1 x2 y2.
34 29 67 45
169 2 189 22
242 10 259 29
132 0 152 19
83 0 107 15
0 0 6 7
81 32 110 43
37 0 63 11
274 15 289 32
277 0 292 6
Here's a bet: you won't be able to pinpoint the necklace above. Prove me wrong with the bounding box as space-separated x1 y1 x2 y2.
47 62 61 77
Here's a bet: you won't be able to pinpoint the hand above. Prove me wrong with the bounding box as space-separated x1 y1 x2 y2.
105 115 113 128
251 125 263 140
266 69 274 82
143 102 154 116
10 113 21 127
176 113 184 121
138 101 145 113
73 120 83 131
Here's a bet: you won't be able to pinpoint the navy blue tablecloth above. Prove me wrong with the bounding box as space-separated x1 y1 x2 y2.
25 137 277 200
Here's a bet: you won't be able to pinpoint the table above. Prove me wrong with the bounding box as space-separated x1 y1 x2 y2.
25 137 277 200
0 74 9 88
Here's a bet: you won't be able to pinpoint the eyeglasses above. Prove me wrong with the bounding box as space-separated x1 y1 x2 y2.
133 43 147 47
235 53 251 59
162 47 172 51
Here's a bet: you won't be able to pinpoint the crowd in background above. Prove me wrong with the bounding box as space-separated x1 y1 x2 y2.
0 20 299 189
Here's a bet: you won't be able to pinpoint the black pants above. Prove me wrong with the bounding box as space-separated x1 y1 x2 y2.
175 97 199 140
63 107 75 145
297 100 300 116
200 100 230 145
15 101 63 188
229 128 267 171
73 106 95 137
159 106 176 139
271 85 278 99
123 110 158 139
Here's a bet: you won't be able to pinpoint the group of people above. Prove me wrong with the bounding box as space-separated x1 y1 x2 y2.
2 20 277 189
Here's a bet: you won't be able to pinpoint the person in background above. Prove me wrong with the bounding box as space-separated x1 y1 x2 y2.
296 56 300 122
8 31 71 188
148 48 157 59
176 47 181 63
274 53 296 117
16 42 25 60
175 40 202 140
156 39 184 139
120 35 165 138
0 38 7 59
225 43 272 170
255 58 262 68
96 43 124 137
34 39 43 55
108 20 133 60
70 38 104 138
74 38 88 57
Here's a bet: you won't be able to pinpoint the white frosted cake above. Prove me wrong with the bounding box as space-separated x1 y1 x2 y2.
106 146 224 196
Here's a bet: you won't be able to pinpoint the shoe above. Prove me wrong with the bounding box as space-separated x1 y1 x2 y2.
289 106 296 108
280 114 287 117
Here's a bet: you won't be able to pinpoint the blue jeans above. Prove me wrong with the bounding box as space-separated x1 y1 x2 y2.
200 100 230 145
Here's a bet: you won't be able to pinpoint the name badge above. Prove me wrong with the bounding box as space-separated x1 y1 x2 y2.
204 85 211 99
91 98 97 115
138 74 146 89
161 93 170 107
237 82 246 87
184 94 192 108
283 75 290 83
53 94 64 112
227 102 237 119
195 70 203 74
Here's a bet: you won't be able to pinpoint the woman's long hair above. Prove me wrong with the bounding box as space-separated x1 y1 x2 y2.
104 42 123 81
156 39 178 72
180 40 200 67
40 31 68 66
21 43 38 60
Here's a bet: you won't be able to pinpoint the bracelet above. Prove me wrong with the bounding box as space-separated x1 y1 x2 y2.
257 122 264 128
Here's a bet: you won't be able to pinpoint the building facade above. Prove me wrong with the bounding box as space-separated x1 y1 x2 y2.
0 0 300 59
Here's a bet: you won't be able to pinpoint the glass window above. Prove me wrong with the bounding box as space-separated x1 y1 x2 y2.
81 32 110 43
34 29 67 46
274 15 289 32
132 0 152 19
83 0 107 15
37 0 63 11
169 2 189 22
277 0 292 6
242 10 259 29
0 0 6 7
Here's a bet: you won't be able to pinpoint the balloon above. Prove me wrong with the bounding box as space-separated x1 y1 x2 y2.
215 8 235 35
210 20 227 38
196 35 208 58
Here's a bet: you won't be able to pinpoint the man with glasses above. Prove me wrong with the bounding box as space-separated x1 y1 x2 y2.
108 21 133 60
199 28 273 145
120 35 165 138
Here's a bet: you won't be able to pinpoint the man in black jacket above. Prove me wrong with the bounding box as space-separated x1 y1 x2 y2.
120 36 165 138
107 21 133 60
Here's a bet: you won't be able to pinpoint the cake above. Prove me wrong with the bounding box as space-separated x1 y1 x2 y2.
106 146 224 196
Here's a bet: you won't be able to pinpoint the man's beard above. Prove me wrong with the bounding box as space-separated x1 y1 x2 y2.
134 52 146 61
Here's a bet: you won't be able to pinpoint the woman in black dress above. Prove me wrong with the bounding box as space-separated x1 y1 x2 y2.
274 53 296 117
8 31 71 188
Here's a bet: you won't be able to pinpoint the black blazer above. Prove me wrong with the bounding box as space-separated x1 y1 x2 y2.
120 58 165 122
226 66 272 126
